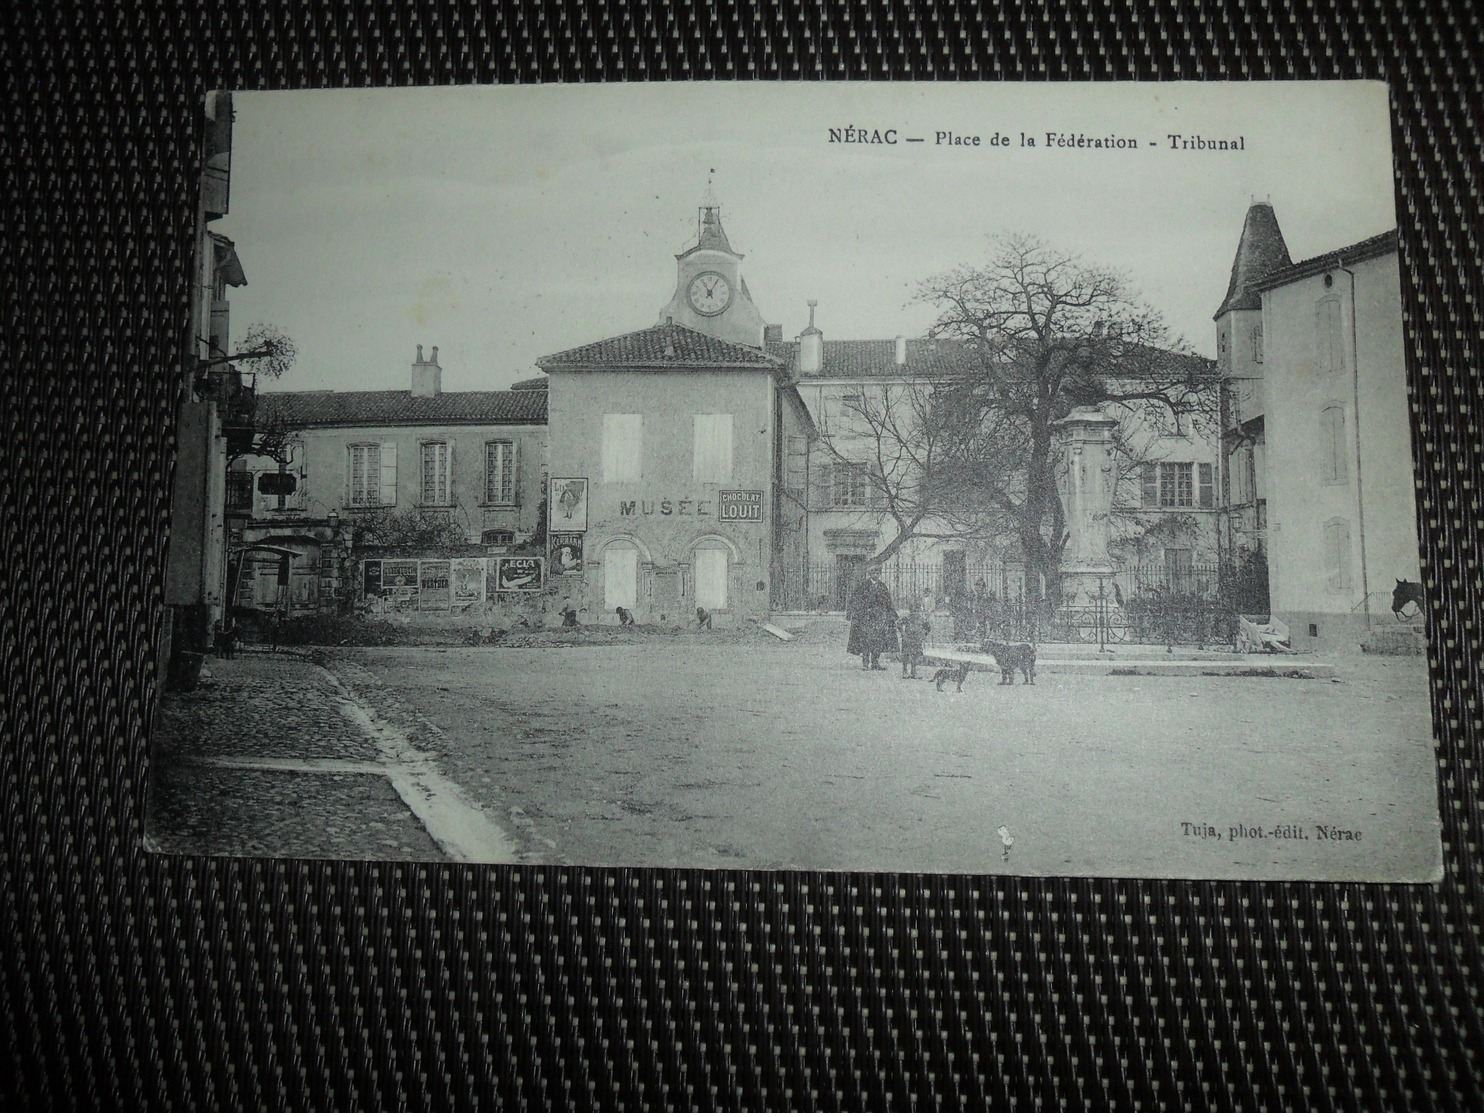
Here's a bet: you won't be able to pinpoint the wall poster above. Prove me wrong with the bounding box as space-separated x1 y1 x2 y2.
549 477 589 532
550 532 584 575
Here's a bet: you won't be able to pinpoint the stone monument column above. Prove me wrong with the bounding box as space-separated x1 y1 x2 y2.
1052 406 1120 604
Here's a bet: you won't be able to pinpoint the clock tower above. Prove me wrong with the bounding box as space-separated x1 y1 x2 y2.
658 195 768 349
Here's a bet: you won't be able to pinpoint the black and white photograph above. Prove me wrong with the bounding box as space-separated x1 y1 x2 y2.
148 81 1440 880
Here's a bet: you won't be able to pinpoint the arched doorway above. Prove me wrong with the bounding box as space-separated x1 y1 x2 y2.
693 541 731 611
603 540 639 611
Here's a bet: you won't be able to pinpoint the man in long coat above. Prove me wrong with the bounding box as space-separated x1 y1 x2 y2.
846 565 899 670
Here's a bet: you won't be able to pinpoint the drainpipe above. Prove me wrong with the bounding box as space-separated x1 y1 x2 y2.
1337 259 1370 625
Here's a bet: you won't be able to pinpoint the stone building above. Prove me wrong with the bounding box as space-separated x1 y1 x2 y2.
776 321 1222 610
1216 204 1418 650
162 90 252 688
231 347 548 617
537 204 815 626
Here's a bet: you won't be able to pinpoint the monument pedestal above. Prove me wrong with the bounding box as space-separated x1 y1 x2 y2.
1052 406 1122 608
1060 566 1119 606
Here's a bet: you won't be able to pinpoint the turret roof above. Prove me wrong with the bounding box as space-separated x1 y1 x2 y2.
1214 203 1292 319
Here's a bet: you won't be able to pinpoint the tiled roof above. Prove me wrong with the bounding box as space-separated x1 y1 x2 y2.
257 389 548 429
774 336 1212 382
509 375 548 391
770 337 984 380
538 323 779 370
1214 203 1292 318
1254 228 1398 291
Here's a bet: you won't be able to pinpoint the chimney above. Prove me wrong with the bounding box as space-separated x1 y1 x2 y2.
894 335 907 365
798 300 823 375
411 344 442 397
765 323 783 348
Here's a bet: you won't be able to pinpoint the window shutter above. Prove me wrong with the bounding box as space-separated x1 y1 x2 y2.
511 440 520 506
1324 518 1352 592
1198 463 1214 508
868 463 885 509
603 414 644 482
446 438 455 504
380 441 397 506
1142 463 1157 508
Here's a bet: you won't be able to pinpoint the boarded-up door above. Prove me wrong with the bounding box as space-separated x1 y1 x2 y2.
604 542 638 610
694 545 729 610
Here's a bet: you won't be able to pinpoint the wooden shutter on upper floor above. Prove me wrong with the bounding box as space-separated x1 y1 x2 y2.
380 442 397 506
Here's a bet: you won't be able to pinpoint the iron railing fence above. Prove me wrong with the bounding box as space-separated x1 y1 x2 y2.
771 560 1025 614
773 557 1248 647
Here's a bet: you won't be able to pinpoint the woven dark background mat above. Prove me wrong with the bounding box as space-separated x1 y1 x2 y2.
3 2 1480 1109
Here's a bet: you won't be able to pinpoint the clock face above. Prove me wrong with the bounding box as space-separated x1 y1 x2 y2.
687 271 733 316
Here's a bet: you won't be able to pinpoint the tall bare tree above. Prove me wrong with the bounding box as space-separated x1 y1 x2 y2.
919 233 1217 604
814 376 1021 564
811 234 1216 600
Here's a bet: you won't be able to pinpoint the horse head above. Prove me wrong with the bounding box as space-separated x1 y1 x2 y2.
1391 578 1425 620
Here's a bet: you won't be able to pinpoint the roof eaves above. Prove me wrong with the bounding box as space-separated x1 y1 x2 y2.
1254 229 1399 292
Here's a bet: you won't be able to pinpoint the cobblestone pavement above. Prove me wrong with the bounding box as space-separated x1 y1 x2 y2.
153 651 381 763
147 649 446 861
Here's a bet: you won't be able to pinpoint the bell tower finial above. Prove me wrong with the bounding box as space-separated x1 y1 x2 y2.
698 168 721 241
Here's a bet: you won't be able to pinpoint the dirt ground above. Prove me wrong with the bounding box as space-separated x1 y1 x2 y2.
327 640 1442 881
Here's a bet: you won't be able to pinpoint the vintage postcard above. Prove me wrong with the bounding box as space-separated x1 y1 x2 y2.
149 82 1441 881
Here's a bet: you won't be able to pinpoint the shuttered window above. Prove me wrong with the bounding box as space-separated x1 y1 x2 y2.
1198 463 1215 508
420 441 452 505
1324 517 1353 593
602 414 642 482
1320 404 1348 484
832 461 869 507
349 442 396 507
692 414 734 483
484 440 515 504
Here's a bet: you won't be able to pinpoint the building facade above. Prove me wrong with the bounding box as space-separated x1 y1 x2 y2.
163 90 251 688
1256 231 1418 647
537 205 814 626
1216 204 1418 650
776 325 1222 611
231 347 548 617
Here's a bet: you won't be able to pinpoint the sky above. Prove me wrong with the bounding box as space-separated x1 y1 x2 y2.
216 82 1400 394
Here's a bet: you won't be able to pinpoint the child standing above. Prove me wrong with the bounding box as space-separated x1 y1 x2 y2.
897 604 931 679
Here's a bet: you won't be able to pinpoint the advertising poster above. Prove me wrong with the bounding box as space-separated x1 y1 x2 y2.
496 556 544 593
380 559 419 607
450 558 485 610
549 477 589 532
718 490 765 522
550 532 584 575
418 559 451 611
361 559 383 598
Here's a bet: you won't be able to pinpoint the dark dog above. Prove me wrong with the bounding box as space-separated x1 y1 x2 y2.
932 661 971 692
696 606 712 629
560 605 579 628
212 621 238 659
615 606 635 626
982 640 1036 685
